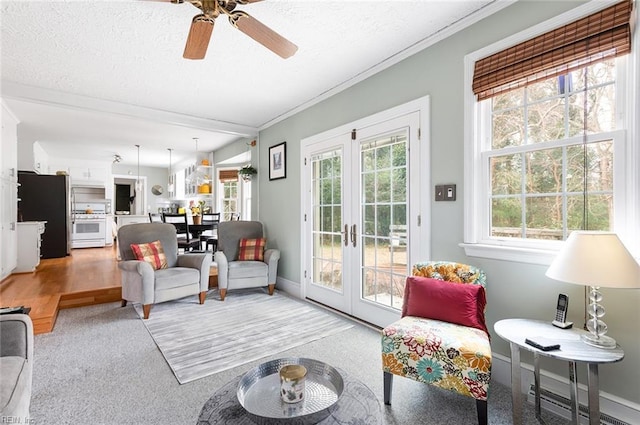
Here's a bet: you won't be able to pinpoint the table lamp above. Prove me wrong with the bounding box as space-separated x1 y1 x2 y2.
546 231 640 349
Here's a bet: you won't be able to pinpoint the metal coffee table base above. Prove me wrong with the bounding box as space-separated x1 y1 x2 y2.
197 368 382 425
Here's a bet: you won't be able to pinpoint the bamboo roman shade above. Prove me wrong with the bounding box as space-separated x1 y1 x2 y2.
473 0 633 100
219 169 239 183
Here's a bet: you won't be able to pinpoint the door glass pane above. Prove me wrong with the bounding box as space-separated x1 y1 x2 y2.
311 150 343 292
360 132 408 310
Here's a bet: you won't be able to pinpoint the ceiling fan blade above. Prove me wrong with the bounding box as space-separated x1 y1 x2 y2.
230 12 298 59
183 15 214 60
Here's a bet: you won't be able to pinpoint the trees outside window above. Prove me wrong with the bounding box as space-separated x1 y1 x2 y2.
488 60 618 241
220 181 238 222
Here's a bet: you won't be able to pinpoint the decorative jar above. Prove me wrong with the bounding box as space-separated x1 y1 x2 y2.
279 365 307 403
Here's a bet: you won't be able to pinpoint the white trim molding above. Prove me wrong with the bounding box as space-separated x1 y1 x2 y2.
1 81 257 138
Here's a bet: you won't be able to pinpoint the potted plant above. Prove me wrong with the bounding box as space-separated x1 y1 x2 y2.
189 200 206 224
238 165 257 182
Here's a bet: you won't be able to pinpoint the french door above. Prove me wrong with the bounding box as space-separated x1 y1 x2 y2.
302 102 427 328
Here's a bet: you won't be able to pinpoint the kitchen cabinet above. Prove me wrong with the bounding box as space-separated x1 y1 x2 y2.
183 164 214 214
1 102 19 280
184 164 213 197
69 166 108 186
15 222 46 273
0 177 18 278
33 141 49 174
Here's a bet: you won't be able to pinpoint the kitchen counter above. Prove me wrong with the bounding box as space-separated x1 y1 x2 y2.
105 214 115 246
115 215 150 229
15 222 47 273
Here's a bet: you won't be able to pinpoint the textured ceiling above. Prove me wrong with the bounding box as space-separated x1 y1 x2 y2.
1 0 499 167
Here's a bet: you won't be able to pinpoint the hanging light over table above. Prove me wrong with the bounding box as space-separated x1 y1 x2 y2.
167 148 174 193
135 144 143 191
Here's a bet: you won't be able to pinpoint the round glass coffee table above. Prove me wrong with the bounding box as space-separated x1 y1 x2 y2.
197 363 381 425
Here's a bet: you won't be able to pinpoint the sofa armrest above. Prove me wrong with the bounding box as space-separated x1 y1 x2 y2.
177 253 212 291
177 253 207 269
214 251 229 289
264 249 280 284
0 314 33 361
118 260 155 304
0 314 33 419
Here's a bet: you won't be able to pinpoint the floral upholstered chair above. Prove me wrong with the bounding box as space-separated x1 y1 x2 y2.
381 261 491 425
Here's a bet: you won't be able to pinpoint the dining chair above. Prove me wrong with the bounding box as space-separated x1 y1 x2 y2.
148 213 163 223
227 212 240 221
162 213 200 251
200 212 220 251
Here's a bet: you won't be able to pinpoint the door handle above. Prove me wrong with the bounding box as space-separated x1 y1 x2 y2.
342 224 349 246
351 224 357 248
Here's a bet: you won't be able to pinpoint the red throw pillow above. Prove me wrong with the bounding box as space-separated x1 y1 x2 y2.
130 240 168 271
238 238 266 261
402 276 488 335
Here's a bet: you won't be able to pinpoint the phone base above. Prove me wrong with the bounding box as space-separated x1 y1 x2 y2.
552 320 573 329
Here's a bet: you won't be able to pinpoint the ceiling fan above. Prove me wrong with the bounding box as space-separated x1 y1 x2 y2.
154 0 298 60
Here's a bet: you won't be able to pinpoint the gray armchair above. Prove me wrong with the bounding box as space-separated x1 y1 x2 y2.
0 313 33 419
117 223 211 319
214 221 280 301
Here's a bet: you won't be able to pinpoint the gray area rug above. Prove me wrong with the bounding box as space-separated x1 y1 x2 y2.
133 289 354 384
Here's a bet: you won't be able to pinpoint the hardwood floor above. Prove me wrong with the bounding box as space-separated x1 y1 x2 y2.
0 245 122 334
1 244 218 334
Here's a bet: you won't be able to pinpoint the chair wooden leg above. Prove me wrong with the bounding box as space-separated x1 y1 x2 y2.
476 399 488 425
199 291 206 304
142 304 151 319
268 284 275 295
383 371 393 405
121 300 127 307
219 288 227 301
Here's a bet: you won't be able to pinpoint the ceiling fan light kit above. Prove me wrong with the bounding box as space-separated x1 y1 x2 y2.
159 0 297 60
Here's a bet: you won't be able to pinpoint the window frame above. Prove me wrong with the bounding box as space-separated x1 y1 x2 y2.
216 166 251 221
462 1 640 265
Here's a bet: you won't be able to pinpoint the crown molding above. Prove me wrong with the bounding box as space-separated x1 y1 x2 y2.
1 80 258 138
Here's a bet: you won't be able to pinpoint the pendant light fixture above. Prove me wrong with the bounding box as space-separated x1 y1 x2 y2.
188 137 205 186
167 148 174 193
135 144 142 191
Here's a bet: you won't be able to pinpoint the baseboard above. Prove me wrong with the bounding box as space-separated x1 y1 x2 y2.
491 354 640 424
274 276 640 423
274 276 301 298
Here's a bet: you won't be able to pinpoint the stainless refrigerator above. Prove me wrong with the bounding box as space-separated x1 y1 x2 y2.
17 171 72 258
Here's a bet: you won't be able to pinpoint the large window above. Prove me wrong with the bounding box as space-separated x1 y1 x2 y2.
463 1 639 263
488 61 619 241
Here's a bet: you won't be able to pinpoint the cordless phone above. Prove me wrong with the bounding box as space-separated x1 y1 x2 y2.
552 294 572 329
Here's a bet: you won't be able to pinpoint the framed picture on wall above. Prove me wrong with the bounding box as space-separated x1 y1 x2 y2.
269 142 287 180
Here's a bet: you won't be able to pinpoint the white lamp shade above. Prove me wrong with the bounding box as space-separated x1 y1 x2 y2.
546 231 640 288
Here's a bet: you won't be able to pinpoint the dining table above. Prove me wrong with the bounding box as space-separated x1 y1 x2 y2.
188 223 218 240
